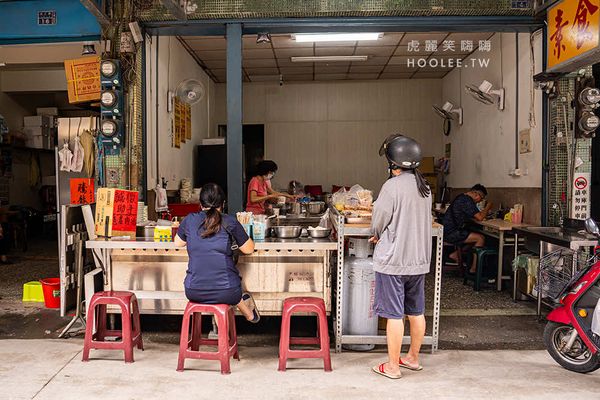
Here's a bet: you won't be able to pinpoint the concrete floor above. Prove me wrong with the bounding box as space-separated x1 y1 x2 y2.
0 339 599 400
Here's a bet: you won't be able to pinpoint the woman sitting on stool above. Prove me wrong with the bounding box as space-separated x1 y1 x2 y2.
174 183 260 322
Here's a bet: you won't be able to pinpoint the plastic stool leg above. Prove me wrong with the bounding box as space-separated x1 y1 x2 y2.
120 302 134 363
131 298 143 350
177 309 191 372
190 312 202 351
318 311 332 372
278 309 291 372
82 300 96 362
228 308 239 360
216 311 231 374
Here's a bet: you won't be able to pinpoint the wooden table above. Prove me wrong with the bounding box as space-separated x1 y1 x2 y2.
471 219 529 291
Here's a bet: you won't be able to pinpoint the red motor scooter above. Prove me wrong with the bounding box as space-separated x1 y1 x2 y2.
543 218 600 373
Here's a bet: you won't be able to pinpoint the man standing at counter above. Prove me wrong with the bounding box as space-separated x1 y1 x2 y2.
370 134 432 380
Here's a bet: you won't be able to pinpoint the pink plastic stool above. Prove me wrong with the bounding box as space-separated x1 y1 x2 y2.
177 302 239 374
82 291 143 363
278 297 332 372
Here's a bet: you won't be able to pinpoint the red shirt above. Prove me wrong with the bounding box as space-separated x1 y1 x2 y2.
246 177 271 214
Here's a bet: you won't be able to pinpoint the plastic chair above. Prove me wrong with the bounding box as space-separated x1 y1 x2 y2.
463 247 498 291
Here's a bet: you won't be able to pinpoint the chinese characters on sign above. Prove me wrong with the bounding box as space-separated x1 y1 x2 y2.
571 173 591 220
37 11 56 25
64 56 101 104
548 0 600 71
406 40 491 53
70 178 94 205
111 190 139 233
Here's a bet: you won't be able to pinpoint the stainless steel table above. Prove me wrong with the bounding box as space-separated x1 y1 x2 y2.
86 237 337 315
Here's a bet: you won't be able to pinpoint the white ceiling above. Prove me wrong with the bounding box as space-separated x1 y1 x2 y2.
180 32 495 83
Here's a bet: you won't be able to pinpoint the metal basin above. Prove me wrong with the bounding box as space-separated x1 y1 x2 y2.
307 227 332 238
272 225 302 239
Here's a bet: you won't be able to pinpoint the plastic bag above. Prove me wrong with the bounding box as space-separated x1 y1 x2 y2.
58 143 73 172
154 184 169 212
71 135 84 173
346 185 373 210
332 188 347 211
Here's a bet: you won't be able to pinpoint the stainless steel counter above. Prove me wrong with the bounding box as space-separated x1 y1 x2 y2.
87 237 337 251
87 236 336 315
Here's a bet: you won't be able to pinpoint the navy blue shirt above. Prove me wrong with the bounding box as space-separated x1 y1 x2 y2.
442 194 480 235
177 212 250 290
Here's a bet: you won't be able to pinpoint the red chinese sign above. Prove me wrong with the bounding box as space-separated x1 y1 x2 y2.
111 190 138 232
548 0 600 71
70 178 94 204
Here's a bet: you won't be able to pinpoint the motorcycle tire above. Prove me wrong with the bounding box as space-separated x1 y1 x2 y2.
543 321 600 374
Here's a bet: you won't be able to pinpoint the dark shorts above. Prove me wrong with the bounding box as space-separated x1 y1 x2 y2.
444 229 470 245
374 273 426 319
185 286 242 305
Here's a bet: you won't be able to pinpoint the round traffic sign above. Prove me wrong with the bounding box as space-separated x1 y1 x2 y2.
574 176 588 190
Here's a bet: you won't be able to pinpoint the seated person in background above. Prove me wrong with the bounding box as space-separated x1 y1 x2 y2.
442 184 493 274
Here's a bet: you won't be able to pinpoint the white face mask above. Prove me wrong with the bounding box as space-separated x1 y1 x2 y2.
266 173 274 180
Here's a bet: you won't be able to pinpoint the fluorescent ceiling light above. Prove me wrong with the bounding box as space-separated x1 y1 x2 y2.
293 33 381 43
291 56 369 63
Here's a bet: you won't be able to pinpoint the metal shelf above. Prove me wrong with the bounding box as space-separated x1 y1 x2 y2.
329 206 443 353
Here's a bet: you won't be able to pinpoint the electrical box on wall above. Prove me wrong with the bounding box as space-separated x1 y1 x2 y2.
99 59 125 155
519 129 532 154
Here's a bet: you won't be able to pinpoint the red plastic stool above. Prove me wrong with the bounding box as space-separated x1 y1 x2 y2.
177 302 239 374
82 291 143 363
278 297 332 372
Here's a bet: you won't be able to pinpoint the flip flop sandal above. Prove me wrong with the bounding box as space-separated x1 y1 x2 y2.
372 363 401 379
399 358 423 371
242 292 261 323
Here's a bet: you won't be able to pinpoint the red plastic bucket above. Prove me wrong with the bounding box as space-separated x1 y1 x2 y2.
40 278 60 309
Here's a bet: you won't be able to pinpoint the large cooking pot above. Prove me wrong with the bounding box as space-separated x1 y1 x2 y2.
307 201 326 214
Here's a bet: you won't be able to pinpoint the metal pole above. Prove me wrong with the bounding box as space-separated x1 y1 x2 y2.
226 23 244 214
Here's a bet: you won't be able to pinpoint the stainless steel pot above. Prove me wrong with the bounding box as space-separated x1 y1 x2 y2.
272 225 302 238
290 203 302 215
307 201 326 214
307 227 332 238
136 225 156 239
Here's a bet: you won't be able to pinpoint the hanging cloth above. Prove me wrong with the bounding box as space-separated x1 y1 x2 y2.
58 119 74 172
70 118 85 173
79 118 96 177
28 154 40 187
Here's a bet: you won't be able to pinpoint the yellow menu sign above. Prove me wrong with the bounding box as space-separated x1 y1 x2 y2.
548 0 600 71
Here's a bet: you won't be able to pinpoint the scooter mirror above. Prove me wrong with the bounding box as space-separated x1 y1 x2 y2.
584 218 600 236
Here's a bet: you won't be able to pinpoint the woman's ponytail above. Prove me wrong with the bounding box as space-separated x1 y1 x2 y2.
202 207 222 238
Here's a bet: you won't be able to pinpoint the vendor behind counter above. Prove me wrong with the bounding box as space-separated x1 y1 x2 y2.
246 160 294 214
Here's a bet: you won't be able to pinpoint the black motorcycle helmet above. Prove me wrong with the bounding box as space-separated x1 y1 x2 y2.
379 134 430 198
378 134 423 170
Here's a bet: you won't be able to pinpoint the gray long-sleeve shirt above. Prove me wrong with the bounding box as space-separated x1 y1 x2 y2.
371 173 432 276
